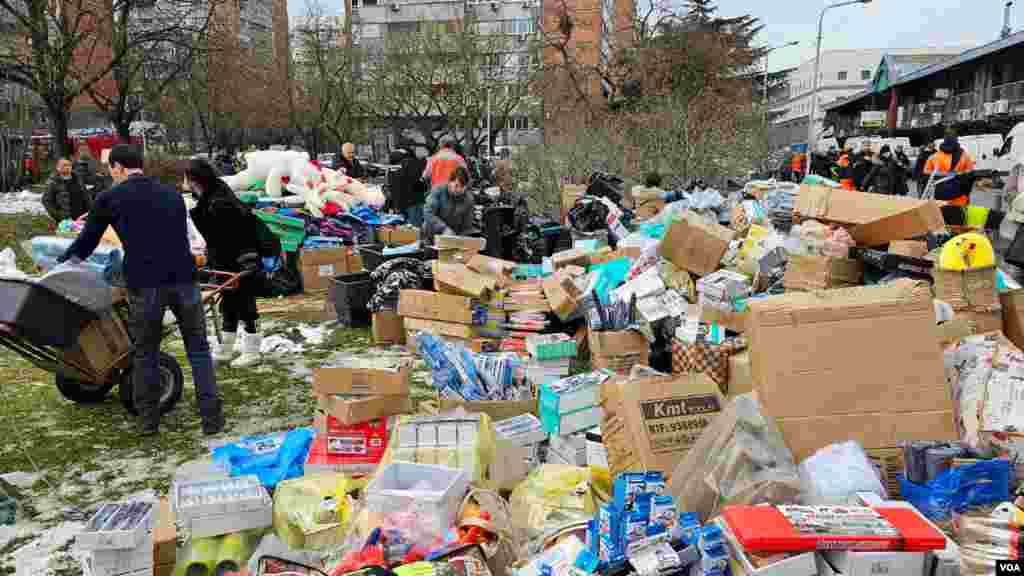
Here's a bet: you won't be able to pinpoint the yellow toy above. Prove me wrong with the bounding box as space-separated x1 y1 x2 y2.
939 232 995 271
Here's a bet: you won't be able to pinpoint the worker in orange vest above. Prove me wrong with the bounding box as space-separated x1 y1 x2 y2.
924 135 976 206
791 153 804 182
422 137 468 189
836 149 854 190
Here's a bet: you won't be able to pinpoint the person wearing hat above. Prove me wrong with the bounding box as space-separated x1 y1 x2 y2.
924 134 976 205
913 142 936 196
422 137 467 189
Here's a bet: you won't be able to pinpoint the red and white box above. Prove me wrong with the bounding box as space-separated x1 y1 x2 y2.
306 414 390 475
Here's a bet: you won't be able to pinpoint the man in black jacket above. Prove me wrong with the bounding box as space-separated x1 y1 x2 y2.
337 142 365 179
61 145 224 437
42 158 91 222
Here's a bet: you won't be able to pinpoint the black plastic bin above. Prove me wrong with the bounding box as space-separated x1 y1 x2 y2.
329 271 372 328
358 243 424 273
0 279 98 347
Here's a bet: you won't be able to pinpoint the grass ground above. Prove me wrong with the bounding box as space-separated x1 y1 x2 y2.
0 214 435 573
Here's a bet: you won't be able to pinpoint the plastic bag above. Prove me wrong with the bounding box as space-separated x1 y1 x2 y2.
187 215 206 256
415 333 486 401
212 427 314 489
901 459 1011 521
508 465 596 556
0 247 26 279
38 260 113 312
668 394 803 522
272 471 360 550
799 442 886 504
28 235 123 283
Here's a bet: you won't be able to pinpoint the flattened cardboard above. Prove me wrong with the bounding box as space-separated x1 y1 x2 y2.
398 290 477 324
542 272 581 321
783 255 864 292
795 184 940 226
658 215 735 276
372 311 405 345
467 254 517 286
403 317 479 340
865 447 905 499
851 202 946 247
312 364 411 396
316 394 413 425
433 261 496 298
777 411 955 462
1002 289 1024 351
748 280 948 421
601 372 725 478
435 235 486 253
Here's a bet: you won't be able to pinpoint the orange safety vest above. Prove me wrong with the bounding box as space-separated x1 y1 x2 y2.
925 148 975 206
425 149 467 189
791 154 803 173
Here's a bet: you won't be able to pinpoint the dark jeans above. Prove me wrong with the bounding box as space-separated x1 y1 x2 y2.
128 283 221 425
403 204 424 227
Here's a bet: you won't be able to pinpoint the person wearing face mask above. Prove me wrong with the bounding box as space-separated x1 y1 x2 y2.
862 145 897 195
422 166 476 246
60 145 224 437
184 158 267 368
43 157 91 221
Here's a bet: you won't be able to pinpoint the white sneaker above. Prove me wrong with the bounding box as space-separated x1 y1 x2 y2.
231 332 262 368
213 332 238 363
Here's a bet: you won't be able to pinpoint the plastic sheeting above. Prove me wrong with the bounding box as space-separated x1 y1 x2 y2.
28 236 123 284
38 261 113 312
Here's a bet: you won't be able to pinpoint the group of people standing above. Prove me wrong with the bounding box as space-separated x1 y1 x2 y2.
832 144 912 196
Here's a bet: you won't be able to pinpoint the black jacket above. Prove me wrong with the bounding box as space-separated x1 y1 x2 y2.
337 155 365 179
62 175 196 289
852 157 872 191
43 175 91 221
862 160 894 194
395 156 429 211
190 181 262 272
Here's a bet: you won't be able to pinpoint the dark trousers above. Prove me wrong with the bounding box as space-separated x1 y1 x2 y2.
128 283 221 425
220 277 259 333
403 204 424 227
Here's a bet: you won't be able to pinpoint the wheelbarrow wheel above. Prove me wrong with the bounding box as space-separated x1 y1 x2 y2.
55 373 114 403
118 352 185 416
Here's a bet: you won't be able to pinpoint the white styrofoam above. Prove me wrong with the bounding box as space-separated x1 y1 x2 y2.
365 462 469 535
78 535 154 576
172 475 268 522
177 505 273 539
75 501 157 551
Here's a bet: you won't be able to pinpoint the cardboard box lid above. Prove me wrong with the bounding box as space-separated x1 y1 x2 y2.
588 329 649 356
795 184 939 225
300 247 351 266
749 279 932 327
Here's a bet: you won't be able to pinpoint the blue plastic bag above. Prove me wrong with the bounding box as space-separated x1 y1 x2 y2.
212 428 314 489
590 258 632 304
900 459 1010 521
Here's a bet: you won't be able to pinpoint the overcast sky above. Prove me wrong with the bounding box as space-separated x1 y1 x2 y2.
285 0 1015 65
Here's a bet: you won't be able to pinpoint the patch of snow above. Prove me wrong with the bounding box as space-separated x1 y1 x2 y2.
260 335 304 355
296 324 331 347
0 191 46 216
1 471 39 489
10 521 85 575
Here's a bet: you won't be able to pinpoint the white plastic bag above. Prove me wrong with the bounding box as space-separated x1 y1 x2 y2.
799 441 886 504
0 247 26 279
186 215 206 256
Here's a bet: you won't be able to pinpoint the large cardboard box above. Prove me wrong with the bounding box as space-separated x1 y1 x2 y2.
380 226 419 246
783 255 863 292
588 329 649 374
795 184 941 227
888 240 929 258
65 311 132 376
404 317 479 340
748 280 955 461
851 202 945 247
658 214 736 276
316 394 412 425
154 498 176 569
398 290 478 325
1002 289 1024 351
433 261 496 299
551 247 591 270
312 364 411 396
372 311 405 345
301 247 359 292
601 372 725 479
932 266 998 310
561 184 588 224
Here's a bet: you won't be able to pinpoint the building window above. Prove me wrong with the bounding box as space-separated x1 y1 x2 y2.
861 69 871 80
837 71 847 81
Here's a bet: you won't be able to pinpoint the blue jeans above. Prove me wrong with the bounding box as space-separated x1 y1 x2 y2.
403 204 424 227
127 283 221 426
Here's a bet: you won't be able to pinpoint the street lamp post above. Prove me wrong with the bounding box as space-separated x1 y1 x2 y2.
806 0 873 151
763 41 799 126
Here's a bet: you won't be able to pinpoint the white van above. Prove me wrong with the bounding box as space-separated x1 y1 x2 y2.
995 123 1024 174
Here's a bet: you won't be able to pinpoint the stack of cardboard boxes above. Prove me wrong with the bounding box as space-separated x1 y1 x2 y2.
299 246 363 293
399 289 487 352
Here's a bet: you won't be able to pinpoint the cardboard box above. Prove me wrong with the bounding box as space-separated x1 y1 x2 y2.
439 397 538 420
317 394 412 425
795 184 941 227
467 254 517 285
312 364 411 396
154 498 176 567
552 247 591 270
433 261 496 298
748 280 955 461
588 329 649 374
588 247 643 266
66 311 132 376
658 214 736 276
727 351 753 398
1002 289 1024 351
405 332 500 354
398 290 478 325
404 317 479 340
633 198 666 221
960 307 1004 335
436 235 486 254
542 272 581 321
699 305 750 334
888 241 928 258
932 266 998 310
372 311 405 345
601 372 725 479
300 247 359 292
851 202 945 247
380 226 419 246
865 447 904 499
820 549 926 576
783 255 864 292
561 184 587 224
721 521 818 576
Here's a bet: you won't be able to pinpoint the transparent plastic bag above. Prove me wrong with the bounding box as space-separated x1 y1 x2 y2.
272 471 361 551
799 441 886 504
668 394 803 522
0 247 25 279
508 465 596 556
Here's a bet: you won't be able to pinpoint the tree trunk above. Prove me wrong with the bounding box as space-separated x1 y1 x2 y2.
50 105 72 158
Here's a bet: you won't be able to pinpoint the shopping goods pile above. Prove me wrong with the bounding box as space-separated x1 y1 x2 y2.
41 172 1024 576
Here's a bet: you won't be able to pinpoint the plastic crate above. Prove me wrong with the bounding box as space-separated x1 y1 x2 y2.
359 243 424 273
335 306 372 329
76 501 156 551
329 272 371 312
0 279 98 348
255 210 307 253
173 476 272 538
365 462 469 535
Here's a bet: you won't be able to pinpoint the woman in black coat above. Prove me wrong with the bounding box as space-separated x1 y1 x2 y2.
184 158 264 368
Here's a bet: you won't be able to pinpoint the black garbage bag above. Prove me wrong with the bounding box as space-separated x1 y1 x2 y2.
586 172 625 205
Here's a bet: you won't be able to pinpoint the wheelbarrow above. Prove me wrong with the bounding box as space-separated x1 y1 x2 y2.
0 269 247 416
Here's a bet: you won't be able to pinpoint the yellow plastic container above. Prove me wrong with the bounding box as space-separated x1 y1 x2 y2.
966 205 990 229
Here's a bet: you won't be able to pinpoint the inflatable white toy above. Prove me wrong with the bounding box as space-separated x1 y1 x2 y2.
221 150 309 197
